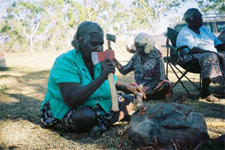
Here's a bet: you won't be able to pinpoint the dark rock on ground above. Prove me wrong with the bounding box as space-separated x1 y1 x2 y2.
128 102 209 148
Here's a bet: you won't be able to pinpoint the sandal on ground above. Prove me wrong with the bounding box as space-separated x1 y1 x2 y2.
203 95 220 102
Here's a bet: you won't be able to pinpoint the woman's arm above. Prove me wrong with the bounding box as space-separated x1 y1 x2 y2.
115 79 146 98
191 47 223 60
191 47 213 54
113 58 132 75
58 59 115 109
113 58 127 75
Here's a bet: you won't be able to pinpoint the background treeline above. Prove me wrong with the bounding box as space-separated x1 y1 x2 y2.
0 0 224 53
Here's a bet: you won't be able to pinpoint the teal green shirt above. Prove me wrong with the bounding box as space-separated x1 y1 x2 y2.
41 49 117 119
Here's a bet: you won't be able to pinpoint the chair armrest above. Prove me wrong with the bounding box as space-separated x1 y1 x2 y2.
167 44 177 49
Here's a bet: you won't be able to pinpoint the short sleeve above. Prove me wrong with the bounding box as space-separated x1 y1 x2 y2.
51 56 81 83
176 31 196 49
202 26 222 46
213 33 222 46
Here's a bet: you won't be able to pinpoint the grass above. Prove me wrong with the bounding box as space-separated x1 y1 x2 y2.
0 51 224 150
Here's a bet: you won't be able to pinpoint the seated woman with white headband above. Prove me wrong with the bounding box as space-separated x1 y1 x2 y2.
113 32 172 103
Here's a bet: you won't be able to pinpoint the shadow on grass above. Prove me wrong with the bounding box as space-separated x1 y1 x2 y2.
170 80 225 119
0 69 134 149
16 70 49 94
118 75 225 120
0 69 50 125
0 68 224 149
48 121 134 150
53 77 224 149
171 79 224 98
0 93 42 125
0 67 12 71
186 100 225 119
0 69 49 94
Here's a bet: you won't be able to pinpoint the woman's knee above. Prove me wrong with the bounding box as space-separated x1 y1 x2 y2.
154 82 170 93
203 53 219 63
162 82 171 90
71 108 97 131
148 82 171 99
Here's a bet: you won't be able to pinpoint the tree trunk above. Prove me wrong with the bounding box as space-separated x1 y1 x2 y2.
30 37 34 53
1 43 4 53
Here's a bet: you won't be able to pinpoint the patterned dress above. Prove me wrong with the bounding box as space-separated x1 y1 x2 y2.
179 52 225 85
41 94 133 132
123 49 172 98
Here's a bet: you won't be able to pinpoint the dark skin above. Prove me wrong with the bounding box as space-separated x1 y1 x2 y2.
114 42 148 75
113 42 170 99
186 10 225 100
58 32 142 131
187 11 225 54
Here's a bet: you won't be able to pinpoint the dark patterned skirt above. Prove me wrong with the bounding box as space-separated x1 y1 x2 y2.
40 94 133 133
179 51 225 85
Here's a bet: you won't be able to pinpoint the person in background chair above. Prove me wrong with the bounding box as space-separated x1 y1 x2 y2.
218 30 225 44
176 8 225 102
113 33 172 102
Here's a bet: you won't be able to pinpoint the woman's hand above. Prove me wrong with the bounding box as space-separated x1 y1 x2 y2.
100 59 115 79
136 84 146 99
128 83 146 99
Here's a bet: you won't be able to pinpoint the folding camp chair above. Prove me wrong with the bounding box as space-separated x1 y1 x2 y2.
165 27 201 98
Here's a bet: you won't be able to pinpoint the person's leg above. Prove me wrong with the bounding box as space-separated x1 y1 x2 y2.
146 82 171 100
154 82 170 96
201 78 211 98
110 94 134 124
191 53 221 102
90 95 135 137
70 107 98 131
41 101 98 132
201 78 220 102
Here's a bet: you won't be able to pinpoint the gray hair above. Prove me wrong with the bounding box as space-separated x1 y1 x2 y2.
183 8 201 23
71 21 104 50
134 32 156 54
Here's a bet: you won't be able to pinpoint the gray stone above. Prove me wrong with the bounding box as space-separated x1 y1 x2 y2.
128 103 209 147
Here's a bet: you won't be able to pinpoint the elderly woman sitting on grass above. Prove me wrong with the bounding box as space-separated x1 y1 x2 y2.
113 33 172 103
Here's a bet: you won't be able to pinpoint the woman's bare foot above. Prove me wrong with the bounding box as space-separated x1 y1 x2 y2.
204 95 220 102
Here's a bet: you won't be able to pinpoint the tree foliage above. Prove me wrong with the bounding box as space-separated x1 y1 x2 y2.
0 0 224 53
196 0 225 14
